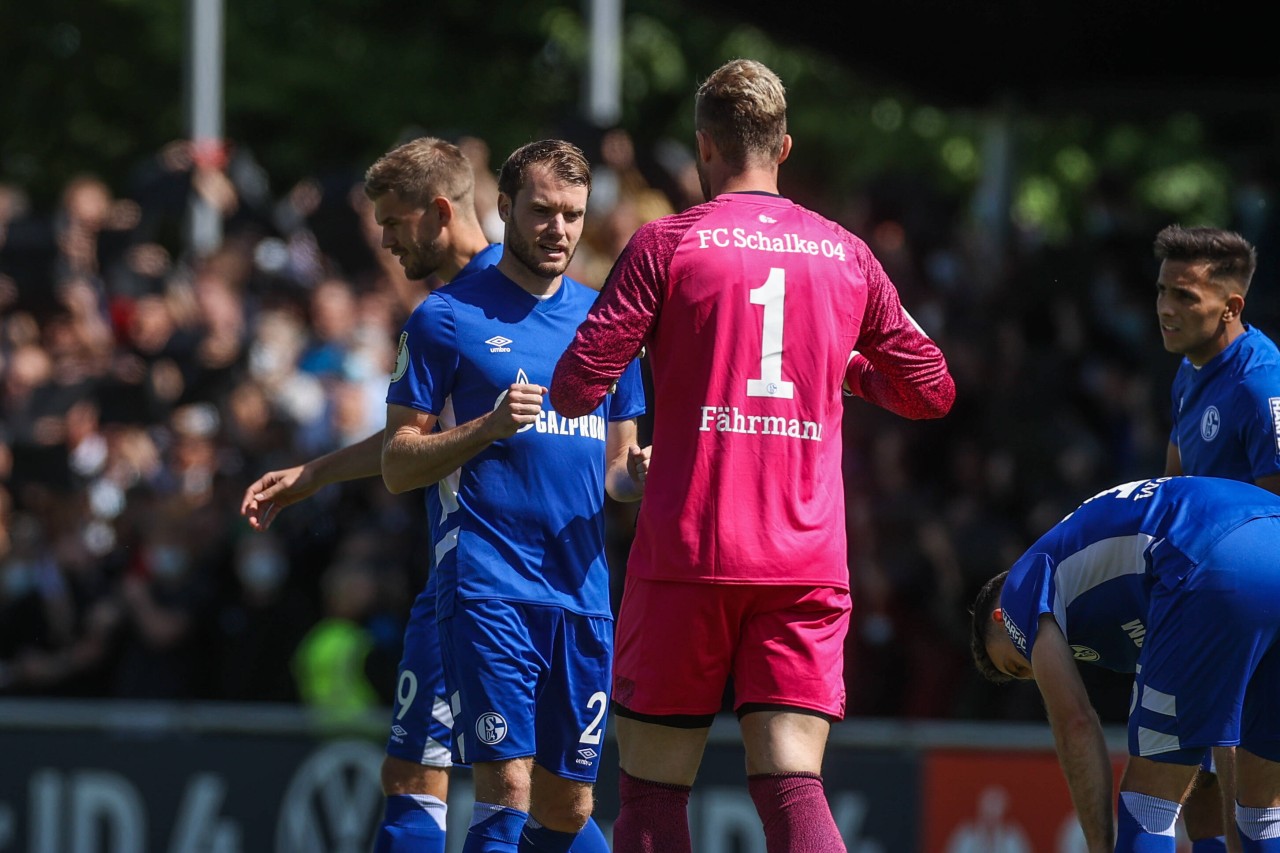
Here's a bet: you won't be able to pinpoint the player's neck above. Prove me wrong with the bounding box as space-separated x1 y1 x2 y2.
1188 321 1246 367
710 168 780 197
439 225 492 283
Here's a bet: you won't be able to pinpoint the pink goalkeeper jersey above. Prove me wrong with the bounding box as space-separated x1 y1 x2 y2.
551 192 952 587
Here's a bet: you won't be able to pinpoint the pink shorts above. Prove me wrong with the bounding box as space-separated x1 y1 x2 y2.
612 576 851 720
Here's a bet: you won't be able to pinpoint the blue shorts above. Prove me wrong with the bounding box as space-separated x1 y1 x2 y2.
1129 516 1280 764
440 598 612 782
384 573 454 768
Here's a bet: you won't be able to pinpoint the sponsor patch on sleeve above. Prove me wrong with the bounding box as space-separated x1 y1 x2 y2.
391 331 409 382
1271 397 1280 455
1003 613 1027 655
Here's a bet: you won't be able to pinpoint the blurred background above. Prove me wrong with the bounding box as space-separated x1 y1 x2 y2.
2 0 1279 849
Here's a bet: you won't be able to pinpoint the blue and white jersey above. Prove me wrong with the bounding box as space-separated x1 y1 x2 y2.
999 476 1280 673
388 265 645 619
1170 325 1280 482
420 242 505 562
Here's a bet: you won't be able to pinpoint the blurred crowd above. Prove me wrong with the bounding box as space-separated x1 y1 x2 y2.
2 127 1278 725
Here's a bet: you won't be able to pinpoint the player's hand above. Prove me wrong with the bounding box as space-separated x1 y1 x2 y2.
627 444 651 487
488 383 546 438
240 464 314 531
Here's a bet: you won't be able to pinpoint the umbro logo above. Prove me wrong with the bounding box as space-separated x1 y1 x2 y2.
577 748 598 760
391 725 408 738
486 335 513 353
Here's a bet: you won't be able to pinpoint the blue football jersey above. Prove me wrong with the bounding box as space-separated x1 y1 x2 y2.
420 242 505 561
388 266 645 618
999 476 1280 673
1170 325 1280 482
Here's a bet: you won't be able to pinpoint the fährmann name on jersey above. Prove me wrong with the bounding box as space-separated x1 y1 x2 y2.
695 228 846 260
535 409 607 440
699 406 823 442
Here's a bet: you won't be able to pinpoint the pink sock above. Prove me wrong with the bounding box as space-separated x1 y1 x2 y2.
613 770 692 853
748 772 846 853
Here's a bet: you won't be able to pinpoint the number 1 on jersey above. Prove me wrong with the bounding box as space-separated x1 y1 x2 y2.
747 268 795 399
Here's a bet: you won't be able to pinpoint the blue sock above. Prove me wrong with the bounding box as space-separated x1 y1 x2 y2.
374 794 447 853
1192 838 1227 852
1117 791 1180 852
1237 804 1280 851
518 816 608 853
464 803 527 853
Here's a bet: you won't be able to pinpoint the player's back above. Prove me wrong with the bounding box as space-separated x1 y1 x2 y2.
633 193 871 586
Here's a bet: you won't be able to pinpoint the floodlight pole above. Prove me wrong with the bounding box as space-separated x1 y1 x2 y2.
585 0 622 127
186 0 225 257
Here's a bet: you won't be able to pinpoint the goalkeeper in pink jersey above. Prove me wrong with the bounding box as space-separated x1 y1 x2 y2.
551 58 955 853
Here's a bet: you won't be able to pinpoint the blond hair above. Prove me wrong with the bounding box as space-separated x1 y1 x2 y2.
695 59 788 170
364 137 477 216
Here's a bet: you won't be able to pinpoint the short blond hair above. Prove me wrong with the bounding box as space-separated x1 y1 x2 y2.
364 137 476 214
695 59 788 170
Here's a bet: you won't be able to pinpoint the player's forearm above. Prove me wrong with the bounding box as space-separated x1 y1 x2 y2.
381 417 493 493
550 354 612 418
845 352 956 419
310 430 387 486
1051 711 1115 851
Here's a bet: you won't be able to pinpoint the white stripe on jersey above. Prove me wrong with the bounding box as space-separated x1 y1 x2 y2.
1051 534 1155 629
435 528 459 565
437 396 461 522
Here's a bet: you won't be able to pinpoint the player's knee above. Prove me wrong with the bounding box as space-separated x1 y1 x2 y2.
474 759 535 809
381 755 449 799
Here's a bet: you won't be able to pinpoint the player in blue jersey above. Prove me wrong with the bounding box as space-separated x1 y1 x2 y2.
1156 224 1280 851
1160 224 1280 492
241 137 622 853
971 476 1280 853
380 138 647 853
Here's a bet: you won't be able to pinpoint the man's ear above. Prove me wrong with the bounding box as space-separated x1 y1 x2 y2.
433 195 453 225
1225 292 1245 322
777 133 792 165
497 192 512 223
695 130 714 164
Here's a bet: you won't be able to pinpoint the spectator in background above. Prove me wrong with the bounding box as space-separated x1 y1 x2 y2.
215 530 312 702
292 556 391 716
110 498 215 699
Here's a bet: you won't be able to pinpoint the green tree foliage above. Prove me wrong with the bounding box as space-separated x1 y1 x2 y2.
1 0 1241 236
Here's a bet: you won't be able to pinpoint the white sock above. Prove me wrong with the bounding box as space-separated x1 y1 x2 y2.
1237 804 1280 842
1120 791 1180 835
